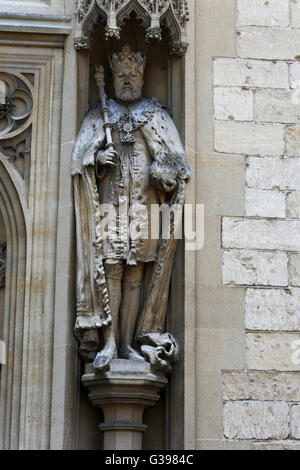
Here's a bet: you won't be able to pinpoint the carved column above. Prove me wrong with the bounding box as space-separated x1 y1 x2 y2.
82 361 167 450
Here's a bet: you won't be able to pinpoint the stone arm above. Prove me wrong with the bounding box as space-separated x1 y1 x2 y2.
71 107 106 176
141 106 190 193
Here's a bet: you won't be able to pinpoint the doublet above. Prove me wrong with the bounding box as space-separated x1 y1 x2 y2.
97 99 167 264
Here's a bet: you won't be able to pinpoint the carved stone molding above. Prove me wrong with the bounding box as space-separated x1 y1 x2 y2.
0 73 33 189
0 50 67 450
74 0 189 55
82 360 167 450
0 242 6 288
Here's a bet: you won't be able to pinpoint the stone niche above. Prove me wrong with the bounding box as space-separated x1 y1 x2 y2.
75 8 188 450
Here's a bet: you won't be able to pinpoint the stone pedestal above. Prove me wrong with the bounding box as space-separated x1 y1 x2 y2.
82 360 167 450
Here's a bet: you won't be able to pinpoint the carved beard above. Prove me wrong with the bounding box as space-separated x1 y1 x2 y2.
117 87 141 102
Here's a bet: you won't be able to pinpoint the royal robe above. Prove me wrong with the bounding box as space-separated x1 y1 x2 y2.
72 98 190 369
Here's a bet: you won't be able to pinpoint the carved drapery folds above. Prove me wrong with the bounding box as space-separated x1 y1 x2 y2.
0 73 33 191
0 242 6 288
74 0 189 55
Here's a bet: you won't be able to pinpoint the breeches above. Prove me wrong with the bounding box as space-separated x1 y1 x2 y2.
104 259 144 289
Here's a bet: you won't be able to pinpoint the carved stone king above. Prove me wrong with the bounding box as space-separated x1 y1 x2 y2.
72 44 190 376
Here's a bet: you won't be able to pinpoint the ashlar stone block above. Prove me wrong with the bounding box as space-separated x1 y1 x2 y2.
246 157 300 191
291 405 300 439
237 0 289 27
214 59 288 88
214 87 253 121
223 371 300 402
237 27 300 61
223 217 300 251
287 192 300 219
245 189 285 218
215 121 284 155
289 254 300 287
223 250 288 287
247 332 300 371
224 401 289 440
245 288 300 331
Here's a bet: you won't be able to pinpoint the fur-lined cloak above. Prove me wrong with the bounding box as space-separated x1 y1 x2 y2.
72 98 190 349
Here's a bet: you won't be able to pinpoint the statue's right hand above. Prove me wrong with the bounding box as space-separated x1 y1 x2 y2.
96 148 118 168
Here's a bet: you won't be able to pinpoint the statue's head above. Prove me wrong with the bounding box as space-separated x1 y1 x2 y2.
109 44 146 102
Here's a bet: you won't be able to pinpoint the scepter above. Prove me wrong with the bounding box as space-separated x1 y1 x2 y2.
94 65 114 150
95 65 125 188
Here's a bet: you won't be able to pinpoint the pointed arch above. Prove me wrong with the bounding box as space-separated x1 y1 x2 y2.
0 157 27 450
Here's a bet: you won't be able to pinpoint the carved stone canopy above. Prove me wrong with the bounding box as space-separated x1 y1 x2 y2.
74 0 189 56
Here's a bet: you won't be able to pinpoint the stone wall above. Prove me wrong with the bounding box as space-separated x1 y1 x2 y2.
1 0 300 450
214 0 300 449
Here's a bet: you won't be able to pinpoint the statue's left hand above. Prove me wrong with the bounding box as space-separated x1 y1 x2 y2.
157 174 178 193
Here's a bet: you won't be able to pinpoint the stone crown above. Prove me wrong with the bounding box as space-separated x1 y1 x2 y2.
109 44 146 75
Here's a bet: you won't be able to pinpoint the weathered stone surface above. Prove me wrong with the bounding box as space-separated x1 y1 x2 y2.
224 401 289 440
246 157 300 190
291 0 300 28
247 333 300 371
214 59 288 88
82 364 167 450
287 192 300 219
196 439 252 450
196 328 244 370
237 0 289 27
214 87 253 121
286 126 300 157
253 441 300 450
196 370 223 439
237 27 300 60
223 217 300 251
255 89 300 124
197 285 244 330
291 405 300 439
290 63 300 89
215 121 284 155
223 250 288 287
192 0 238 450
289 254 300 288
223 371 300 401
245 288 300 331
197 155 245 217
245 189 285 218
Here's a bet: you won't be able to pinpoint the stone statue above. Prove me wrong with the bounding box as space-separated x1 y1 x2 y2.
72 44 190 374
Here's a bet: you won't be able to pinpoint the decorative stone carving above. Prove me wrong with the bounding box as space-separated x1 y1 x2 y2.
0 130 31 188
72 45 190 375
82 360 167 450
0 73 33 189
0 97 15 119
0 242 6 289
74 0 189 55
0 73 33 138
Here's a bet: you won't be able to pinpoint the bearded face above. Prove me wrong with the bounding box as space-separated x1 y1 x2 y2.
113 67 144 102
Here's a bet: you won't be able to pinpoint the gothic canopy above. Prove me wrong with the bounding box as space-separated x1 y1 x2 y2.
74 0 189 56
